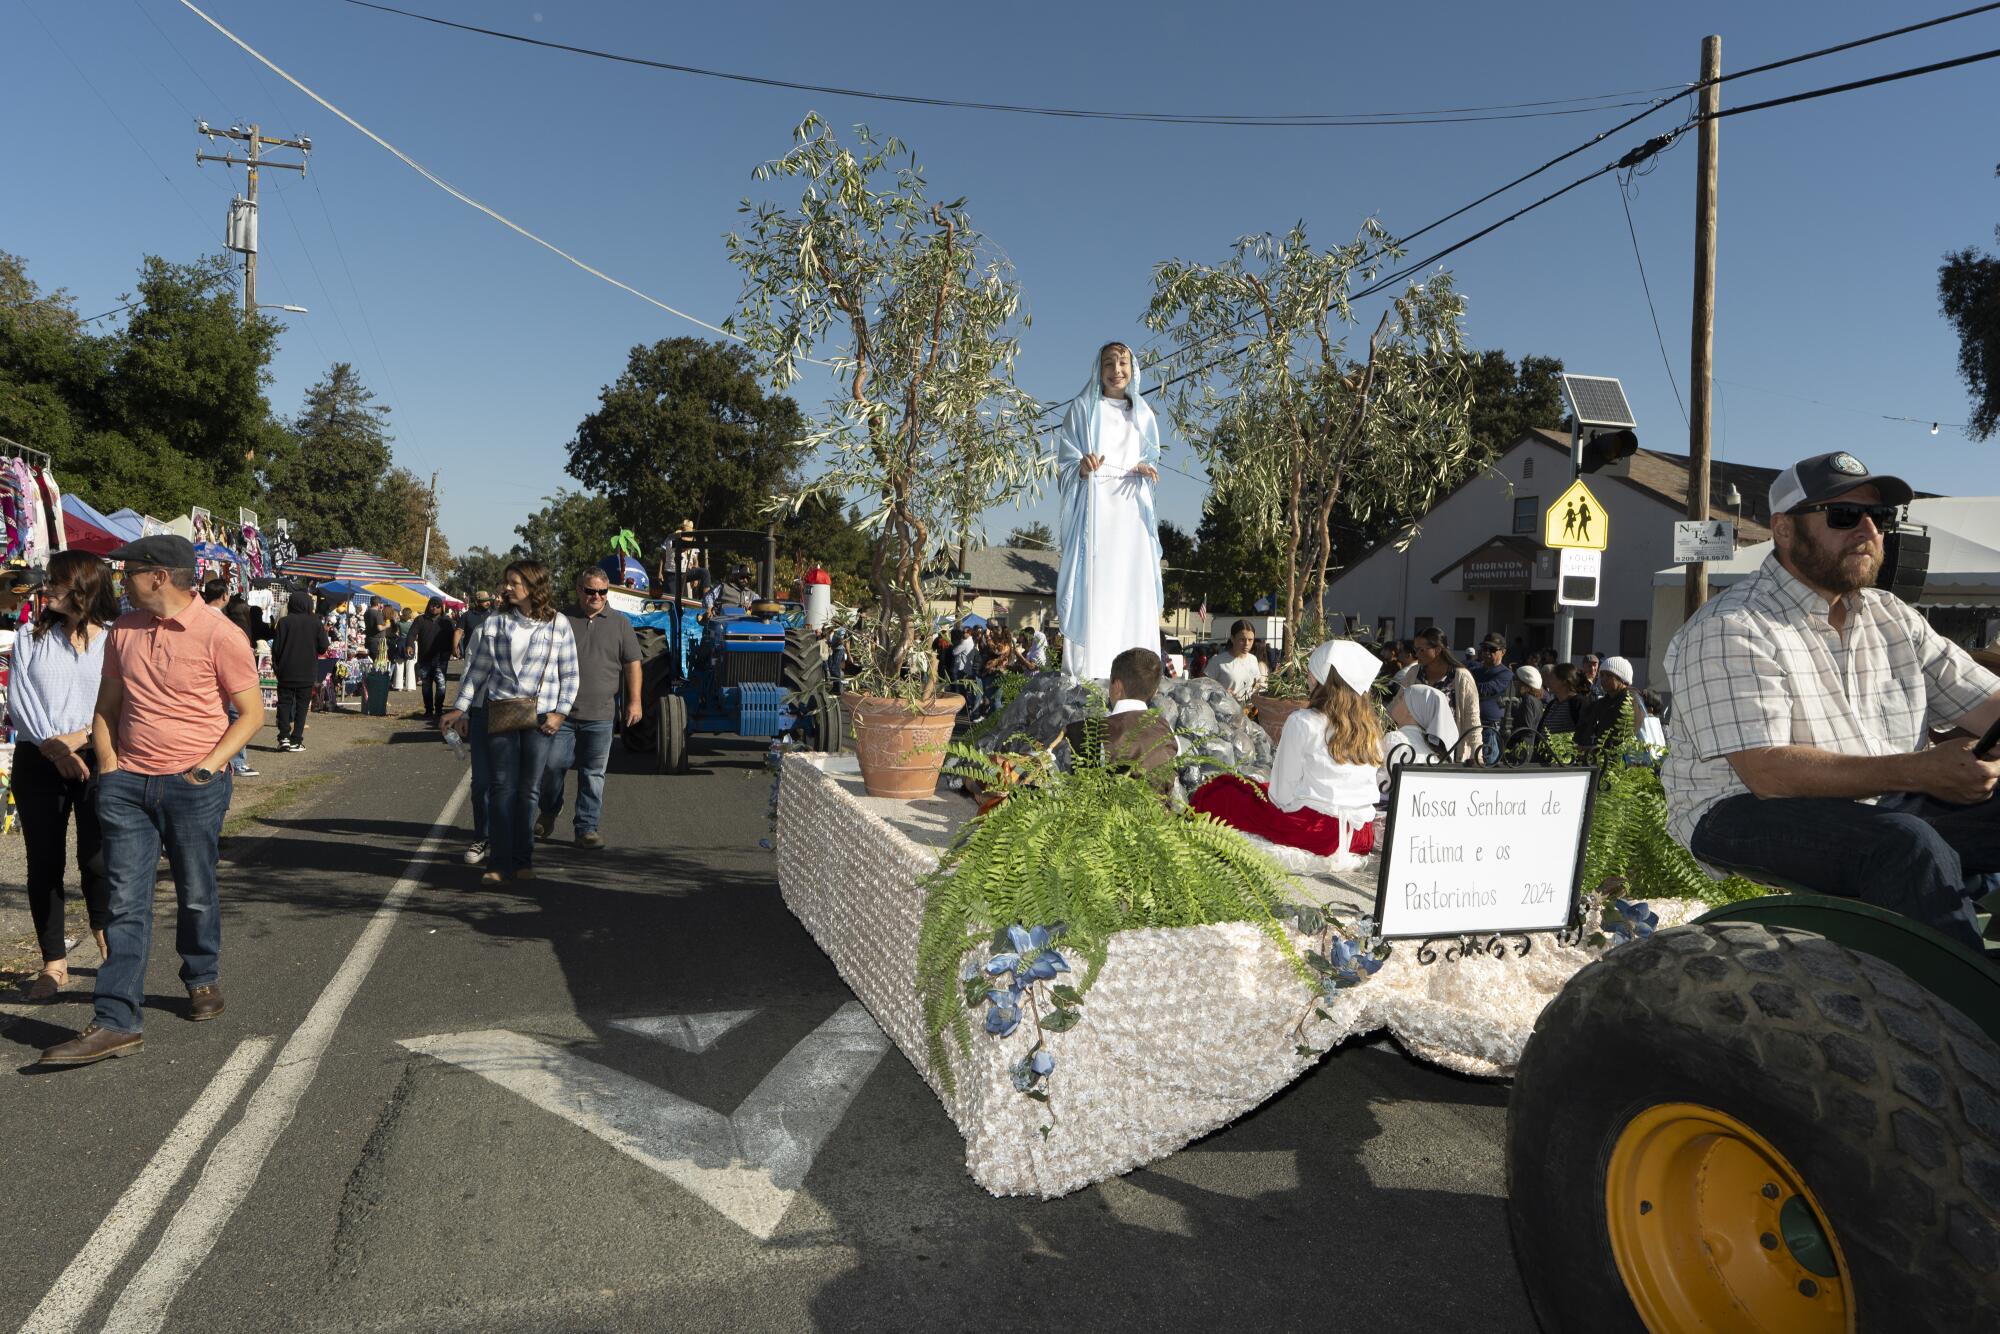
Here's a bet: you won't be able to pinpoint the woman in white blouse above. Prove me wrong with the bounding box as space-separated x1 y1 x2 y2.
1190 639 1386 856
11 552 118 1000
1204 619 1268 702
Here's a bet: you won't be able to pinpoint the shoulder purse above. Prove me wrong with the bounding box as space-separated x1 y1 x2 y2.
486 618 553 735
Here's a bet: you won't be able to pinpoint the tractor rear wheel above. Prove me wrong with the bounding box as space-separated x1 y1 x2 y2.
1507 921 2000 1333
781 627 826 697
656 693 688 775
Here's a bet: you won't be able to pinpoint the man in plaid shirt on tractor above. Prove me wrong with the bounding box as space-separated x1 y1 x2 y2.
1663 451 2000 950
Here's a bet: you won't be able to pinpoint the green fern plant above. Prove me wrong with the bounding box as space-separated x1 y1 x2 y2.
1547 697 1768 907
917 730 1311 1094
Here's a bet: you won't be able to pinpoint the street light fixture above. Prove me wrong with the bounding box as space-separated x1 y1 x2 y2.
256 303 309 313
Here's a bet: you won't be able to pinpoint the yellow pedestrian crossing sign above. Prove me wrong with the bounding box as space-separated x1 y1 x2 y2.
1544 479 1609 551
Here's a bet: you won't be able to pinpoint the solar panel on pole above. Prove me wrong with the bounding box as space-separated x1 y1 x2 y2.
1560 375 1636 429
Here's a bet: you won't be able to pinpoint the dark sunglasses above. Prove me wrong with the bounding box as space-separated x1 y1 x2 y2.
579 587 609 598
1791 501 1900 532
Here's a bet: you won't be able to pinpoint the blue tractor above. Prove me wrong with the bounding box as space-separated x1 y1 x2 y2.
632 528 843 773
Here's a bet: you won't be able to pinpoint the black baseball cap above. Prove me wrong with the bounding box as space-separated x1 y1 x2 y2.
1769 451 1913 515
107 534 198 570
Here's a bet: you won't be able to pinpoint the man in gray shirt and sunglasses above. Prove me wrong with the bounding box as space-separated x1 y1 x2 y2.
537 567 643 849
1663 450 2000 948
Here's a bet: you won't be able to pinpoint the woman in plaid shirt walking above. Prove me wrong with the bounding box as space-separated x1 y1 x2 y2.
442 561 579 884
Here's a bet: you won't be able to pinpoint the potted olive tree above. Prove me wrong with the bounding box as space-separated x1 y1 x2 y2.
727 115 1046 798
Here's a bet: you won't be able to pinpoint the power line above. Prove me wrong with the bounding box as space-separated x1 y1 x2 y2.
1133 4 2000 395
1702 42 2000 121
170 0 820 361
1714 378 1970 433
1616 173 1688 429
338 1 1684 128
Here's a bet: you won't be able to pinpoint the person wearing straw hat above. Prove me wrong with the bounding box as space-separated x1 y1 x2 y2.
1189 639 1384 856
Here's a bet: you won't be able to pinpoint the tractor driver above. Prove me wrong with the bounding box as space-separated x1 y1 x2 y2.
716 564 758 612
1662 451 2000 950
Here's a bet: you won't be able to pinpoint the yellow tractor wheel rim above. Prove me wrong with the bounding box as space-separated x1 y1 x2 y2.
1605 1102 1852 1333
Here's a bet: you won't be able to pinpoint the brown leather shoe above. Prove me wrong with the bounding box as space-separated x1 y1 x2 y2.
576 831 604 849
187 985 225 1022
41 1024 143 1066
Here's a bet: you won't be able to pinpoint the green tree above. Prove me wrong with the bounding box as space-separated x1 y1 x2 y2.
1158 520 1199 610
1940 165 2000 441
1005 520 1054 550
1190 491 1286 616
104 254 286 505
512 488 618 590
1468 350 1565 455
450 545 515 600
566 337 806 547
365 466 450 579
264 363 393 555
1146 220 1474 629
726 114 1046 692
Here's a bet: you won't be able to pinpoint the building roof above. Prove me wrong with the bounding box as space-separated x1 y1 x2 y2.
954 545 1058 596
1517 427 1779 540
1430 534 1542 584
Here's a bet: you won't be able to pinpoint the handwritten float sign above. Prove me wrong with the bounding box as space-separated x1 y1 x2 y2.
1372 765 1598 938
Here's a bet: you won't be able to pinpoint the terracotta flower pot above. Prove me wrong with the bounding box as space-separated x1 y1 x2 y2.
1251 692 1307 747
844 692 966 799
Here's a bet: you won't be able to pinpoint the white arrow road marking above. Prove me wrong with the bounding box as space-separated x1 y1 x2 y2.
610 1009 756 1054
399 1002 890 1239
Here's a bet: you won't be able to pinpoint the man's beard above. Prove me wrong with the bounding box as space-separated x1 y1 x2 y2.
1790 530 1882 595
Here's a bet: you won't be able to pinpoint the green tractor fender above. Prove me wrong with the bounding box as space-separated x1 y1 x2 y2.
1694 891 2000 1045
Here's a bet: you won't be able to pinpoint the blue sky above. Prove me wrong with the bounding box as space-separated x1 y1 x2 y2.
9 1 1997 560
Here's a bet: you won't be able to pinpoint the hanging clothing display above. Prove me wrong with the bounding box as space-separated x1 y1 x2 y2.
241 521 267 577
33 466 65 554
0 458 50 566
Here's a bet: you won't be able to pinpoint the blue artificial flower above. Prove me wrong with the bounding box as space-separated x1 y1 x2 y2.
984 991 1022 1037
1610 897 1659 943
1019 948 1070 981
959 957 983 983
1327 936 1385 988
985 953 1022 976
1029 1048 1055 1077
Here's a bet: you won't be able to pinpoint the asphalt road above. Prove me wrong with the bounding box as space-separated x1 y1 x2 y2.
0 718 1538 1332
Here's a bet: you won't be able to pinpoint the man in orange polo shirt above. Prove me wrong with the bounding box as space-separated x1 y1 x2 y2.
42 536 264 1067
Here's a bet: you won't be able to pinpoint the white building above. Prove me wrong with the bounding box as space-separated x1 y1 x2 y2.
1319 428 1777 688
1651 495 2000 675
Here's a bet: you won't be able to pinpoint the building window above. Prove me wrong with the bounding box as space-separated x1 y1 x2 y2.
1523 456 1535 479
1620 619 1649 661
1513 496 1538 535
1454 617 1476 650
1413 616 1434 634
1574 619 1595 655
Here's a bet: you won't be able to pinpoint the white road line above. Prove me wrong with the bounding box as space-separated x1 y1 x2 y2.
21 1037 274 1334
98 770 471 1334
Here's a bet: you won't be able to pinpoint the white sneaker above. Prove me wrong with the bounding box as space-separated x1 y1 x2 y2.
463 840 489 866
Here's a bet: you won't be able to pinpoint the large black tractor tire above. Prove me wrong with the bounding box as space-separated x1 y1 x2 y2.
656 693 688 775
1506 921 2000 1333
781 626 826 696
624 632 676 753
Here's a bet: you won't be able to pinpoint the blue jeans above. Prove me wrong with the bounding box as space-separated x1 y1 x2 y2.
485 724 555 875
94 768 232 1033
226 703 250 773
419 662 448 718
467 706 490 841
1691 790 2000 950
1479 724 1501 766
538 718 615 836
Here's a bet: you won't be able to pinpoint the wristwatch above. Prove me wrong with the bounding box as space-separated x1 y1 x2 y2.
191 767 216 785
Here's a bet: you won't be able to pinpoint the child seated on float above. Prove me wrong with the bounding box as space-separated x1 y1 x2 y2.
1060 646 1179 797
1189 639 1384 856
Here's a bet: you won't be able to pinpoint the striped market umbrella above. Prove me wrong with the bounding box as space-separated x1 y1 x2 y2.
280 547 419 582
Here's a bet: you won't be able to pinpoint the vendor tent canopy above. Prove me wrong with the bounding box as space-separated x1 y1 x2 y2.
281 548 419 581
193 541 242 565
313 578 375 601
363 581 428 612
398 579 464 609
60 495 126 556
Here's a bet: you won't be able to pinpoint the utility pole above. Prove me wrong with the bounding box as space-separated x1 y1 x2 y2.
419 470 439 583
196 122 310 320
1685 35 1721 620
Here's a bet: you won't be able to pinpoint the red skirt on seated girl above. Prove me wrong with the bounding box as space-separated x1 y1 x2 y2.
1188 774 1376 857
